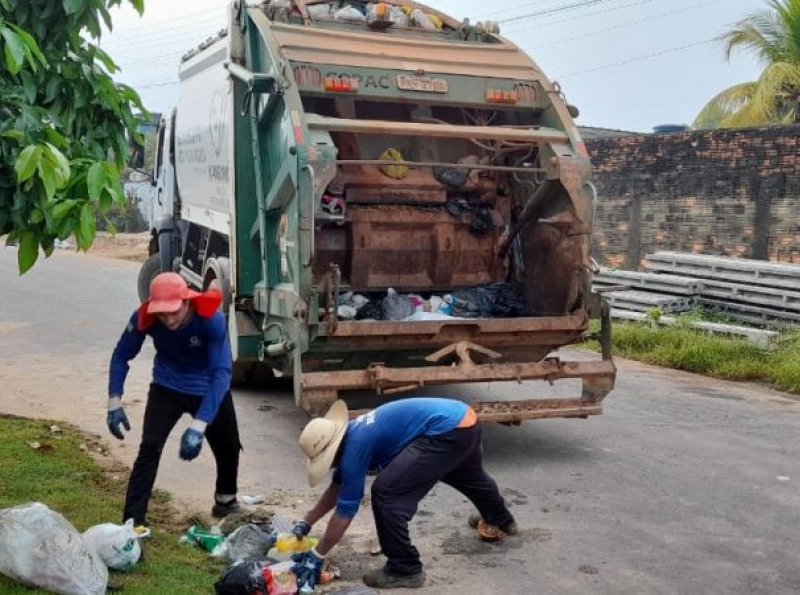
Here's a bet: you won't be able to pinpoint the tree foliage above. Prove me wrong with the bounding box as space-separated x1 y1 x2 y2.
694 0 800 129
0 0 145 273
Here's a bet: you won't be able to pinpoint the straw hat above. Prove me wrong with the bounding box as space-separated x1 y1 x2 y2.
299 400 349 487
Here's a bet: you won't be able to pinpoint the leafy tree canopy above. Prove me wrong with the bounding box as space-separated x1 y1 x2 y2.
0 0 145 273
694 0 800 129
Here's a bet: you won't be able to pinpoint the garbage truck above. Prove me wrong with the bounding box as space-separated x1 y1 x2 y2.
141 0 616 421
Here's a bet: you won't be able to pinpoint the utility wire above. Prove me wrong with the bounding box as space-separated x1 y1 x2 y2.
498 0 617 24
518 0 722 51
561 37 715 77
502 0 656 34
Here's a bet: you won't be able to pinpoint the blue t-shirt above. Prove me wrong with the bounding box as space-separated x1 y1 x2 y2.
108 309 232 423
333 398 469 518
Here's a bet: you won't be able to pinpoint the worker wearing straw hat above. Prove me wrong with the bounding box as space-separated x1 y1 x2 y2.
291 397 516 590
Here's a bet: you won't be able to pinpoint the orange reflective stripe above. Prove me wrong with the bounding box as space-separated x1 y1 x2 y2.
457 407 477 428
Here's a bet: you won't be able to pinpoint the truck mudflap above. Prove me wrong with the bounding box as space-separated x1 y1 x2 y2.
299 339 616 422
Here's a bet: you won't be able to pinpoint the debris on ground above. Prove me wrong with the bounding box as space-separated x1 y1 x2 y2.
0 502 108 595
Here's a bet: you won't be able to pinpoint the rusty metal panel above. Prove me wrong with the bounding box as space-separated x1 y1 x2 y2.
265 21 542 80
323 205 505 291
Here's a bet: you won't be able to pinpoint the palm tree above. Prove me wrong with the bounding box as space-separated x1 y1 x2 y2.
694 0 800 128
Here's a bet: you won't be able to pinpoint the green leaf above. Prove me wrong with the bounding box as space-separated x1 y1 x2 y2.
2 28 26 75
38 160 57 200
92 46 118 73
51 199 77 223
14 144 43 183
86 161 105 201
0 0 11 10
28 209 44 224
20 70 36 103
79 202 96 248
9 24 47 68
45 76 61 103
1 129 25 142
43 143 71 185
18 231 39 274
63 0 86 15
41 235 55 257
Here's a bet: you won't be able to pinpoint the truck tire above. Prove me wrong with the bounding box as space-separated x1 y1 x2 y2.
231 361 276 387
137 253 162 302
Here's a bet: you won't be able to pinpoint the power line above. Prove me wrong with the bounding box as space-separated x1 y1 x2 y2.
479 0 570 19
498 0 617 25
502 0 657 34
519 0 723 51
561 37 715 77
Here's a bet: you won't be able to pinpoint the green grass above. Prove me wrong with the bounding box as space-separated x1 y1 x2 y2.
0 416 222 594
586 321 800 395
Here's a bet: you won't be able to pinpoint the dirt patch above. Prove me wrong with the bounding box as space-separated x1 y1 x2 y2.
88 232 150 262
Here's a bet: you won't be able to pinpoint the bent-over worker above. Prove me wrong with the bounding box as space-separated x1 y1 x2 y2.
291 397 517 590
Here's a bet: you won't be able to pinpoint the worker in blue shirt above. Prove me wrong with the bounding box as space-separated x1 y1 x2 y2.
291 398 517 590
107 272 241 527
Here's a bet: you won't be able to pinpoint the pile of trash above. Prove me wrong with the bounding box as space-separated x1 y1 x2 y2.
0 502 146 595
305 1 446 30
180 513 342 594
335 283 529 321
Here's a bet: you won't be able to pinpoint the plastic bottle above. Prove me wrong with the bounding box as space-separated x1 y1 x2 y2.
274 532 317 554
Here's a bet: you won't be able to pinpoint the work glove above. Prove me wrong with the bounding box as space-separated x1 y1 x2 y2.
107 396 130 440
292 519 312 540
292 547 325 592
179 420 206 461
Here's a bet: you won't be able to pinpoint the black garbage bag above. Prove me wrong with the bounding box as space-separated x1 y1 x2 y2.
434 166 469 189
214 559 265 595
355 299 382 320
445 198 494 236
450 283 528 318
224 523 275 564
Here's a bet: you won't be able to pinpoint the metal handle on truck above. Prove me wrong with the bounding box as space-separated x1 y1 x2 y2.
225 62 278 94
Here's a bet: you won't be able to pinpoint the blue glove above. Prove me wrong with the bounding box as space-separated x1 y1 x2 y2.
292 520 312 540
292 547 325 591
107 407 130 440
179 428 204 461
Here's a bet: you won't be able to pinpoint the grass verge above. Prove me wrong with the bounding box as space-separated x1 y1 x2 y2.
586 321 800 395
0 415 222 594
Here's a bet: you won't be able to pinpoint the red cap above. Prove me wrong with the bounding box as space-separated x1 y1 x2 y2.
137 272 222 331
146 272 200 314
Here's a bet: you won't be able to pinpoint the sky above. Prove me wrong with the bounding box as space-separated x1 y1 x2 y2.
100 0 766 133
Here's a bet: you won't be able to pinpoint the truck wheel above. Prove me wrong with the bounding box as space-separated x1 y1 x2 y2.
232 361 275 387
137 253 161 302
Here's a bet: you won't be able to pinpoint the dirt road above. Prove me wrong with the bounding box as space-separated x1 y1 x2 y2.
2 246 799 594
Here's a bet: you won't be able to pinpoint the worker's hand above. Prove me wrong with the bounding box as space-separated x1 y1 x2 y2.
107 397 130 440
292 547 325 591
179 428 204 461
292 519 312 540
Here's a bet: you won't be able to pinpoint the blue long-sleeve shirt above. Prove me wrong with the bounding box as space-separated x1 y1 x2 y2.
332 398 469 518
108 309 232 424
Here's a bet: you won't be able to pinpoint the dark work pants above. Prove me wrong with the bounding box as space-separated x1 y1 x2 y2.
370 423 515 576
123 383 241 525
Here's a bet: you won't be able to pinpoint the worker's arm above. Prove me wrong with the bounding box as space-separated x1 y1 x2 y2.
303 482 340 526
194 313 233 424
108 311 147 397
317 513 352 556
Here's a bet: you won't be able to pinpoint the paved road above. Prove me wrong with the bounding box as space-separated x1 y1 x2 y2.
1 247 799 594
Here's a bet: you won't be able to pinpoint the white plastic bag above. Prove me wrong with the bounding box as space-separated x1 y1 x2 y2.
334 5 366 22
307 3 332 20
0 502 108 595
410 8 436 31
82 519 141 571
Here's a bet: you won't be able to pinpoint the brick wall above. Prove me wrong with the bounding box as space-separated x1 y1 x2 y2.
586 125 800 269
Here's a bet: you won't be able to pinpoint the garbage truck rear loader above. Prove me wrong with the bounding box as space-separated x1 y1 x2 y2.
143 0 616 421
